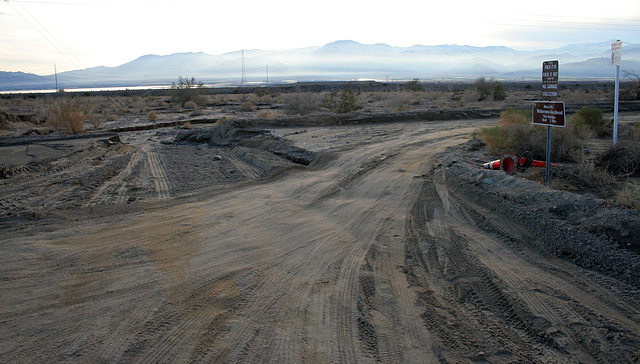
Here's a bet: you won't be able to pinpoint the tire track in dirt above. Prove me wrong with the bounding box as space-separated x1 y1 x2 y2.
86 150 144 206
146 149 172 200
4 120 638 362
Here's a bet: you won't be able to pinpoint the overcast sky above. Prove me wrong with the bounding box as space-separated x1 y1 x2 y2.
1 0 639 75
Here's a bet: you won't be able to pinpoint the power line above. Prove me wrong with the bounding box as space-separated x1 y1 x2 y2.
4 0 128 110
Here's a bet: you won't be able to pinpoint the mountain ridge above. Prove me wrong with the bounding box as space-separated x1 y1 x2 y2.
2 40 639 91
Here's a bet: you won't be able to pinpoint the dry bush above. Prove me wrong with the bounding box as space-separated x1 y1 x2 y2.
184 100 198 110
214 116 229 125
256 109 282 119
384 91 415 111
239 101 257 112
147 111 159 122
283 92 324 115
48 98 93 134
599 142 640 177
615 183 640 209
554 159 615 195
477 108 586 161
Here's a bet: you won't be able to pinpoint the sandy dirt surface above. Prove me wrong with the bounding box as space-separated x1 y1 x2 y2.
1 116 639 363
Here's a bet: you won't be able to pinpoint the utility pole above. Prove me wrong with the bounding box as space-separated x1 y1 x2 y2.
266 65 269 87
54 64 58 91
241 50 246 86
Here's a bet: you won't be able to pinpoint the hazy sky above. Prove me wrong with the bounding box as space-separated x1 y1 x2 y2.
1 0 639 75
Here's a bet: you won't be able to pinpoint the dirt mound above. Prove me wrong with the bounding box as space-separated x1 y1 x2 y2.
436 138 640 287
174 121 268 146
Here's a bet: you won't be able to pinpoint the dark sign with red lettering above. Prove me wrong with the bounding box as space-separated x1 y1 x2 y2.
533 101 565 127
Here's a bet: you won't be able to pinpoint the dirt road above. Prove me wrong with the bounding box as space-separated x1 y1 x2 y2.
1 119 639 363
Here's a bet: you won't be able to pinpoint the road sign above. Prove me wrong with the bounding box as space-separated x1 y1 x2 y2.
533 101 565 127
611 40 622 66
542 60 558 99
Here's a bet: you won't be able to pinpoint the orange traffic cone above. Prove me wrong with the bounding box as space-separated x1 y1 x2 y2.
500 153 518 174
530 160 558 168
483 160 501 170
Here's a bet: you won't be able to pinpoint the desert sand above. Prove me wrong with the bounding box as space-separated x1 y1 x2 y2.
1 112 639 363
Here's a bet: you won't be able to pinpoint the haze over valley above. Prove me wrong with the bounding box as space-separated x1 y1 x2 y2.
2 40 639 91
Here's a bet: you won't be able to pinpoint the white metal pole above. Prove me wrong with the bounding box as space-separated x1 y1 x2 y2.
614 64 620 145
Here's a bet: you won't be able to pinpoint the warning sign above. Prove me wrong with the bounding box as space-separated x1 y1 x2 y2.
542 60 559 99
533 101 565 127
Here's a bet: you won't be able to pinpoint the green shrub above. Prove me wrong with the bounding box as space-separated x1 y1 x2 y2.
571 107 609 137
477 108 585 161
402 78 424 92
171 76 205 105
321 89 358 114
473 77 507 101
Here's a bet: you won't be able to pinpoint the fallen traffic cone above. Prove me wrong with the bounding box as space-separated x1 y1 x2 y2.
500 153 518 174
530 160 558 168
483 160 501 170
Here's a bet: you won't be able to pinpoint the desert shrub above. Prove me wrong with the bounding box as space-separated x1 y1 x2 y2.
384 91 413 111
402 78 424 92
553 159 615 195
477 108 584 161
473 77 507 101
571 107 610 137
48 98 93 134
147 111 158 122
628 123 640 141
171 76 205 105
214 116 229 125
239 101 257 112
320 89 358 114
183 100 198 110
256 109 282 119
621 71 640 101
615 183 640 209
283 92 323 115
599 142 640 176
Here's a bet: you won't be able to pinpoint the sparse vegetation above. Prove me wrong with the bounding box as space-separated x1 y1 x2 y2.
621 71 640 101
239 101 257 112
320 89 358 113
256 109 282 119
147 111 159 122
473 77 507 101
401 79 424 92
171 76 205 105
48 98 93 134
572 106 610 137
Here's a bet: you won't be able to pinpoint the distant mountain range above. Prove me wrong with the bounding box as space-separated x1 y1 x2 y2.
2 40 640 91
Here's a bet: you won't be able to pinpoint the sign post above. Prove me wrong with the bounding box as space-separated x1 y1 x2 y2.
611 40 622 145
542 60 559 100
535 60 564 183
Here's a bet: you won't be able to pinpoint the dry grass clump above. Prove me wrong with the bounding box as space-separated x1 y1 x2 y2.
184 100 198 110
147 111 159 122
48 98 93 134
282 92 324 115
598 143 640 177
239 101 257 112
255 109 282 119
615 183 640 209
